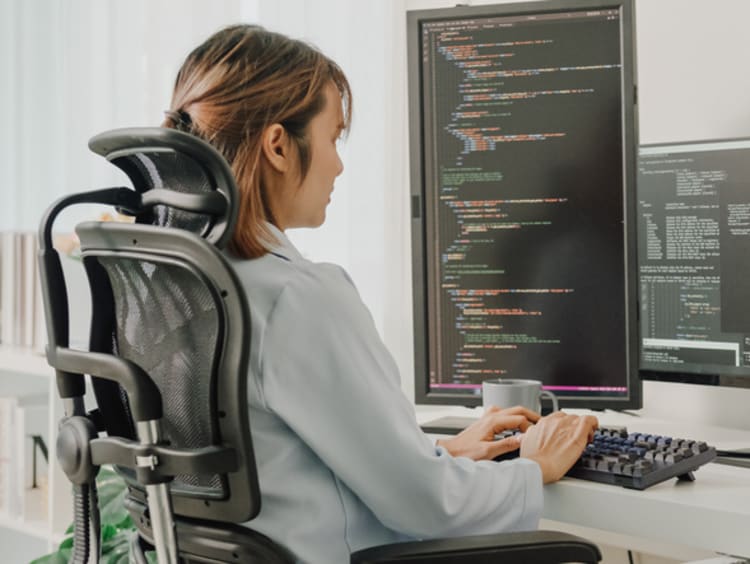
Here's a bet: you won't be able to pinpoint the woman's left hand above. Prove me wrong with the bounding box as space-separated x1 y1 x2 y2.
435 405 540 461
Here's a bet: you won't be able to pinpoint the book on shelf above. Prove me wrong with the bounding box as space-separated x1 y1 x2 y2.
0 231 47 351
0 395 19 518
33 242 47 354
21 232 37 350
16 395 49 522
0 233 15 348
11 234 23 347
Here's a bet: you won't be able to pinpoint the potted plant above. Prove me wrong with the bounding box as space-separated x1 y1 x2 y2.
33 467 155 564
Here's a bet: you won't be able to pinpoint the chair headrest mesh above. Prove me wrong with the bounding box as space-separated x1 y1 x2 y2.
89 127 238 248
123 150 214 235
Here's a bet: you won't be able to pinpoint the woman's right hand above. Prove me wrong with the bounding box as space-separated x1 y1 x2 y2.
519 411 599 483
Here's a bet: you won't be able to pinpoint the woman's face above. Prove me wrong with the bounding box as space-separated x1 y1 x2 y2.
275 82 345 230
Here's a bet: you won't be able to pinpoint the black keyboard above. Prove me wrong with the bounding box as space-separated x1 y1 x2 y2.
494 426 717 490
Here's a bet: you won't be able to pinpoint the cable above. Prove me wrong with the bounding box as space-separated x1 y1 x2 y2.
70 485 90 564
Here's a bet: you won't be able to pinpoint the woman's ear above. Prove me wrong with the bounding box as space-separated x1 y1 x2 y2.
261 123 292 174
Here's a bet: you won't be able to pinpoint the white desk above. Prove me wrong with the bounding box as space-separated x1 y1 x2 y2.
415 405 750 560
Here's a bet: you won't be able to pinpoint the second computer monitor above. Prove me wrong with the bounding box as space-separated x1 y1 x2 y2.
639 138 750 384
408 0 640 409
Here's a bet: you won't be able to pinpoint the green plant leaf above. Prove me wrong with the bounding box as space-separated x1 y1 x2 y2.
31 540 72 564
59 546 72 562
35 466 138 562
100 482 133 528
101 523 119 541
29 551 66 564
101 528 135 563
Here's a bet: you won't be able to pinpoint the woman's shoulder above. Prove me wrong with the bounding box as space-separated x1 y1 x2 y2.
229 252 358 316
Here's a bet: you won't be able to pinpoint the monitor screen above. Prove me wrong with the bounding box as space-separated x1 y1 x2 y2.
638 138 750 387
407 0 640 410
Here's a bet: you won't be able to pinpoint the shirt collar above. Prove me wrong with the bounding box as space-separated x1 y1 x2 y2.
264 222 304 262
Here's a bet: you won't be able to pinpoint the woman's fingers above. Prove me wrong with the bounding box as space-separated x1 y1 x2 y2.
486 435 522 459
484 413 540 437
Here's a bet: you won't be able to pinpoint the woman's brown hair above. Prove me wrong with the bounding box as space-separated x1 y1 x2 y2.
162 24 352 258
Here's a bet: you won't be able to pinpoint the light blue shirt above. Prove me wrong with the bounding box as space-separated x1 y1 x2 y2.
229 224 543 564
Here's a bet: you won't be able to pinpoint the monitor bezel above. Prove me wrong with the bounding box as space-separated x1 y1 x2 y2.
407 0 642 409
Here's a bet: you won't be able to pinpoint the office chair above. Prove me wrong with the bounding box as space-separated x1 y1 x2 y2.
39 127 601 563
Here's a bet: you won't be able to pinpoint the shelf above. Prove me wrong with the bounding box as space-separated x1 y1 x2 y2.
0 345 51 379
0 344 72 546
0 345 53 398
0 513 53 542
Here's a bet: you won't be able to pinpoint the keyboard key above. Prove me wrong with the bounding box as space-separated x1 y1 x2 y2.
564 426 717 490
493 426 717 490
597 460 614 472
635 459 653 472
695 441 709 453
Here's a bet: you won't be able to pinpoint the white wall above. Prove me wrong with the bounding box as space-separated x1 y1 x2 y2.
636 0 750 143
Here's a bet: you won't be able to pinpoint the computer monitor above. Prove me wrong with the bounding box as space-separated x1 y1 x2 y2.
638 138 750 389
407 0 641 411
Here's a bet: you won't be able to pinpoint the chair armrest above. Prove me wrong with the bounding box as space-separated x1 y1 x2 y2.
51 346 162 421
350 530 601 563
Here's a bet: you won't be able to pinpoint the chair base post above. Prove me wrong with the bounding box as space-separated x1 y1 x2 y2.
146 482 179 564
137 419 178 564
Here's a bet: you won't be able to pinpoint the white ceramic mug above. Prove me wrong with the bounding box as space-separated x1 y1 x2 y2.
482 378 558 413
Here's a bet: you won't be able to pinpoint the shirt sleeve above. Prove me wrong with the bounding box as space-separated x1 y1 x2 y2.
259 263 543 539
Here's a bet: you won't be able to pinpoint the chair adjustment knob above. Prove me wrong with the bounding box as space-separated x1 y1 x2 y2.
57 416 100 485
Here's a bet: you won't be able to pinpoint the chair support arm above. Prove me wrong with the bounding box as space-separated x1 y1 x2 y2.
91 437 238 485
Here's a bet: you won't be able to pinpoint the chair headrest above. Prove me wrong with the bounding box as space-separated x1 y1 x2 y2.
89 127 238 248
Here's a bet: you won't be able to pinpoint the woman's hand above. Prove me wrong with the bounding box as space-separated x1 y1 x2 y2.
436 405 540 461
520 411 599 483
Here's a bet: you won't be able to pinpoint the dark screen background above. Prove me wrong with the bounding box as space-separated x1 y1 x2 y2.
638 144 750 376
420 10 628 397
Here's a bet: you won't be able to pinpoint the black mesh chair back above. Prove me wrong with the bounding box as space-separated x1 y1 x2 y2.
82 129 256 519
95 253 224 495
80 225 252 516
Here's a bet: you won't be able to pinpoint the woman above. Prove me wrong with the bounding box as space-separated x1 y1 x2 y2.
163 24 598 563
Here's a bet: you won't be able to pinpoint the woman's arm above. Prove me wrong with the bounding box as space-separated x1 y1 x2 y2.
259 263 544 539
